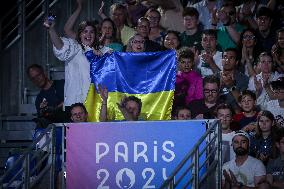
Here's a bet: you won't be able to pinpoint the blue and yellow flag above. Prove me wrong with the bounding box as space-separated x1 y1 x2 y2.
84 50 177 122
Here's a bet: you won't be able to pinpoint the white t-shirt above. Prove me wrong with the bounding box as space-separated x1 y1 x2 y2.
248 72 284 109
198 51 223 77
222 156 266 187
265 100 284 127
222 131 235 164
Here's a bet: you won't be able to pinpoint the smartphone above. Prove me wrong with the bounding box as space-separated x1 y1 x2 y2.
48 14 56 22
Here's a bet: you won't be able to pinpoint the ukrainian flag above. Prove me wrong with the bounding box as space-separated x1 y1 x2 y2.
84 50 177 122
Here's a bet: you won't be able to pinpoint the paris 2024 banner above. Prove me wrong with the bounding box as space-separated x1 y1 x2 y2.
66 120 207 189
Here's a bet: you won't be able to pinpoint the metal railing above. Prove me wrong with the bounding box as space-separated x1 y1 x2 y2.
0 0 58 51
159 120 222 189
0 124 56 189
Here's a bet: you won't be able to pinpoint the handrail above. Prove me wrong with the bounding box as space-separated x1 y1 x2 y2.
0 0 58 52
159 120 222 189
0 124 56 189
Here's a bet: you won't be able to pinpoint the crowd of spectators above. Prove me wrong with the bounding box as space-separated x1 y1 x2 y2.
36 0 284 188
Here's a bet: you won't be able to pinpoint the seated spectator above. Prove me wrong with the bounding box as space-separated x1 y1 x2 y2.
248 52 284 110
232 90 258 130
135 17 161 52
98 85 142 121
266 127 284 188
27 64 68 124
99 18 123 52
216 3 245 51
162 30 181 50
70 103 88 122
217 48 249 114
255 6 276 53
250 110 278 165
197 29 223 77
265 77 284 127
126 33 146 52
188 75 223 119
239 28 262 77
272 28 284 73
222 130 267 188
215 103 236 164
144 8 165 45
173 106 191 120
172 47 203 114
180 7 203 51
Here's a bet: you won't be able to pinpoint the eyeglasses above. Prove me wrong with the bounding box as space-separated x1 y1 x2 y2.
243 35 255 40
204 89 218 94
147 16 160 20
132 40 145 44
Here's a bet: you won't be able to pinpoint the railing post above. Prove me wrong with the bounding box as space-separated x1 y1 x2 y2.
49 125 55 189
24 154 30 189
216 121 222 189
194 147 199 189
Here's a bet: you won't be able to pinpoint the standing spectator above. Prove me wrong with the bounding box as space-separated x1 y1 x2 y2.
135 17 161 52
99 2 136 46
188 75 223 119
173 47 203 114
124 0 148 27
144 8 165 45
255 6 276 52
99 18 123 52
250 110 278 165
180 7 203 51
266 127 284 188
126 33 146 52
222 130 267 188
216 3 245 51
218 48 249 114
43 16 101 110
197 29 223 77
215 103 236 164
70 103 88 122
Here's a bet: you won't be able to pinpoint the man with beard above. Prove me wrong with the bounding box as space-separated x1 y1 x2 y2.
188 75 223 119
222 130 268 188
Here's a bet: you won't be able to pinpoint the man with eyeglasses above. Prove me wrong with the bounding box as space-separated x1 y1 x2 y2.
255 6 276 52
216 3 245 51
188 75 223 119
135 17 161 52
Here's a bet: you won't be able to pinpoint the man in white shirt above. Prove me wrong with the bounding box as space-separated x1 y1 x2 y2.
222 130 268 188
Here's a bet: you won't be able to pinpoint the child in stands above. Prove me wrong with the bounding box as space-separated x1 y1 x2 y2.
173 106 192 120
250 110 278 165
232 90 258 131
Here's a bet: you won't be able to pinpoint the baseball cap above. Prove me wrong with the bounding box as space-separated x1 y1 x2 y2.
232 130 250 143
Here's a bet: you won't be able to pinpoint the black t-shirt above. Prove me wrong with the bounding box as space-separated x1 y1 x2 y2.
35 79 64 116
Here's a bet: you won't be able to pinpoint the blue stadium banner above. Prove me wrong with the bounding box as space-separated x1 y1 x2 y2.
66 120 206 189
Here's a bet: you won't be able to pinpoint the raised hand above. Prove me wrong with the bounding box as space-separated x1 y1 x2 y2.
98 84 108 103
